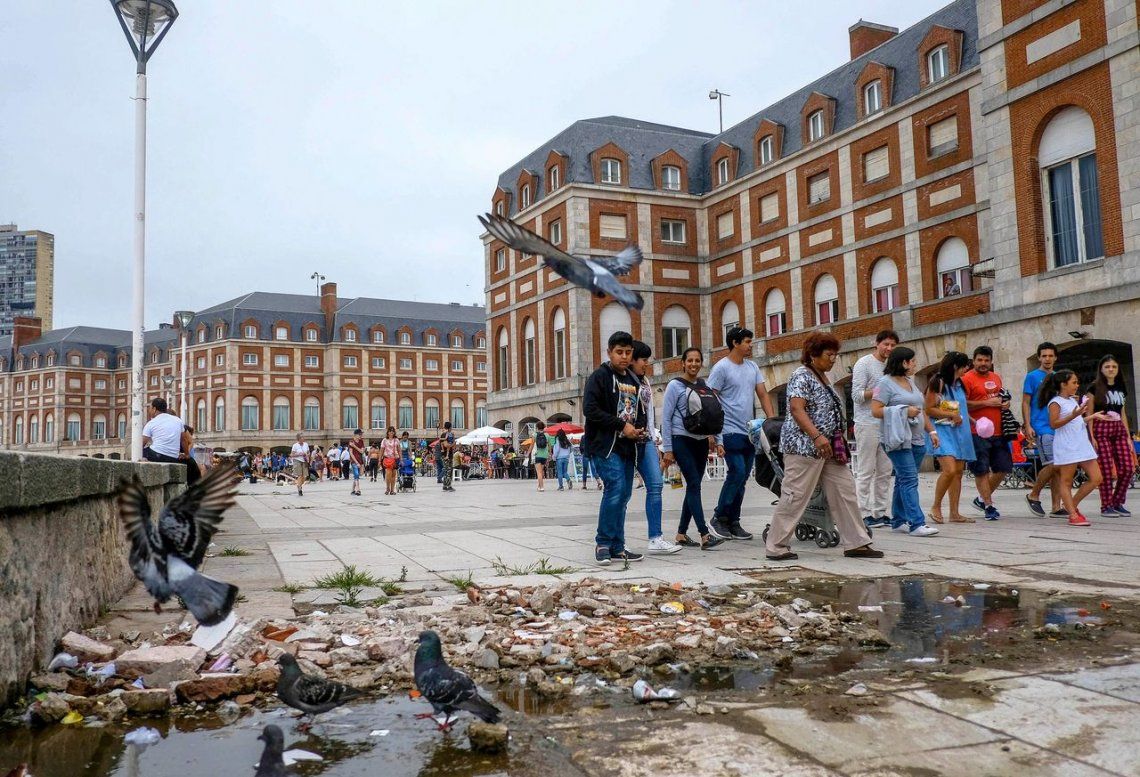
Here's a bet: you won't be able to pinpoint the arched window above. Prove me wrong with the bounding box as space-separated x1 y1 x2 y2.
523 318 537 386
92 414 107 440
44 413 54 443
29 415 39 444
341 397 359 429
936 237 971 297
241 397 259 431
598 303 632 362
863 80 882 115
370 398 387 430
521 183 531 209
66 412 81 441
765 290 786 336
450 399 465 430
475 401 487 428
496 328 510 392
117 413 126 439
720 301 740 347
424 398 440 429
272 397 291 430
814 274 839 325
214 398 225 432
14 416 23 445
551 308 567 380
549 165 560 192
870 259 900 313
304 397 321 430
398 398 414 429
196 399 207 432
661 305 691 359
1039 107 1102 268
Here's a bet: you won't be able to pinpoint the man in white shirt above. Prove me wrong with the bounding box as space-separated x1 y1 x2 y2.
290 433 311 496
851 329 898 529
142 398 185 463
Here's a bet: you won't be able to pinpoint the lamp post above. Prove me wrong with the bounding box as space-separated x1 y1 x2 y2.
175 309 194 424
709 88 730 133
161 374 175 411
110 0 179 460
310 271 325 297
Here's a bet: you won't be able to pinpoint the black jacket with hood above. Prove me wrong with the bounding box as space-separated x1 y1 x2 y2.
583 362 646 460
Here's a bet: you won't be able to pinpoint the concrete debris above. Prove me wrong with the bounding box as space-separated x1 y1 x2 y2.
468 721 510 753
60 632 116 662
116 646 207 676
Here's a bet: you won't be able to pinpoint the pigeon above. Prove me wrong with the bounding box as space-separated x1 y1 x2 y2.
276 653 365 729
414 629 501 731
117 461 240 626
255 725 289 777
478 212 644 310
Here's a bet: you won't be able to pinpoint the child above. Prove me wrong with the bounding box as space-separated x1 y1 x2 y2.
1039 369 1103 526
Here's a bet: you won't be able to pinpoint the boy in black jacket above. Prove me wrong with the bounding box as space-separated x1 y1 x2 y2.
584 331 647 566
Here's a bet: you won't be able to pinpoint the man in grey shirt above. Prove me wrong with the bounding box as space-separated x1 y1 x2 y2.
851 329 898 529
707 326 775 541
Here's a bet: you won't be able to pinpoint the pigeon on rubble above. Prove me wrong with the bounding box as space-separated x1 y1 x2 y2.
414 629 501 731
255 725 289 777
478 213 644 311
276 653 365 729
117 462 240 626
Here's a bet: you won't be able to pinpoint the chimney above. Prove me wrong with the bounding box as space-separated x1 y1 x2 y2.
849 20 898 59
320 281 338 339
12 316 42 350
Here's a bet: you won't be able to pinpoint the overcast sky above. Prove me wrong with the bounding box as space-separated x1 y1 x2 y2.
2 0 946 331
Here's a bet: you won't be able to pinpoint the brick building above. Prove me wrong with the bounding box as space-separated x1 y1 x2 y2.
483 0 1140 437
0 283 488 456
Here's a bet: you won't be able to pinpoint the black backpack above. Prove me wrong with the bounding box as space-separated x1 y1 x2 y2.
676 379 725 435
535 433 548 451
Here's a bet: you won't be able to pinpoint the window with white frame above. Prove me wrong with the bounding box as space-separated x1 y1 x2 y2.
598 302 632 363
660 305 691 359
927 115 958 157
549 219 562 245
275 326 288 340
399 357 412 369
476 336 485 348
373 330 385 343
452 334 463 348
95 356 106 368
44 413 54 442
304 355 319 368
345 328 357 342
117 414 126 438
661 219 686 244
759 135 774 165
71 354 81 366
863 146 890 183
344 355 358 368
552 308 567 380
149 352 157 364
717 157 731 186
148 376 157 386
598 214 627 240
371 400 386 430
92 415 106 440
716 211 734 240
601 157 621 184
662 165 681 190
197 356 207 369
1039 107 1103 268
398 399 413 429
936 237 971 297
303 398 320 430
424 399 440 429
244 324 257 338
196 399 206 432
197 329 206 343
808 171 831 204
47 353 56 366
497 328 510 391
30 379 38 390
306 328 318 342
215 354 224 366
521 184 531 209
451 359 463 371
274 354 289 367
115 379 122 390
215 325 224 339
241 397 259 430
495 248 506 272
870 258 900 312
759 192 779 223
372 356 386 369
814 274 840 325
14 416 23 445
549 165 560 191
450 399 465 430
66 413 81 441
720 300 740 346
927 44 949 83
476 402 487 428
523 318 537 386
808 110 825 141
214 398 225 431
863 80 882 115
342 397 359 429
29 416 39 443
94 379 106 390
426 358 439 370
272 397 290 430
495 201 504 217
242 353 258 366
400 332 411 345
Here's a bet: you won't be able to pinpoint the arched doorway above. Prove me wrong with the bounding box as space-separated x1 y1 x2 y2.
517 416 540 443
546 412 572 424
1054 339 1135 419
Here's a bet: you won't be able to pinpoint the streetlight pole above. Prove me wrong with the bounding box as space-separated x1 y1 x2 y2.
111 0 179 460
175 310 194 425
310 271 325 297
708 89 730 133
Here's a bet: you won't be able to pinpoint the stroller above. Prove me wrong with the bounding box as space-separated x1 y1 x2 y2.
750 418 848 549
397 456 417 493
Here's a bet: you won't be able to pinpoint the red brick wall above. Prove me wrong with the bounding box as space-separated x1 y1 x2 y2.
707 197 742 253
650 149 690 192
650 204 698 256
1002 0 1052 24
749 175 789 241
849 126 901 203
712 251 744 284
854 61 896 118
799 255 847 326
589 199 640 267
799 215 844 259
589 142 630 187
543 291 570 382
753 235 790 272
1006 1 1107 90
797 150 841 220
853 194 905 243
912 91 974 179
912 291 990 326
855 235 908 315
850 25 897 59
916 169 976 221
753 119 785 168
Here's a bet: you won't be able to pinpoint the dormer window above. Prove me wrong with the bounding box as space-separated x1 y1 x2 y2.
453 335 463 348
662 165 681 191
400 332 411 345
476 337 486 348
274 326 287 340
373 330 384 344
244 324 257 339
71 354 82 366
495 201 504 216
47 354 56 367
149 352 158 364
549 166 560 191
95 356 106 368
305 328 318 342
345 328 357 342
427 333 437 347
601 158 621 184
717 158 731 186
863 80 882 115
758 136 774 166
521 184 531 209
927 45 949 83
197 329 206 343
808 110 825 142
215 325 224 339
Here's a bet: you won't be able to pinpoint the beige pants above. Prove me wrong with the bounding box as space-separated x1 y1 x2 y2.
765 453 874 554
292 460 307 484
853 423 893 518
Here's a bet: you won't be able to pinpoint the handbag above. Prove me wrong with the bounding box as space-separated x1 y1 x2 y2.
807 366 849 465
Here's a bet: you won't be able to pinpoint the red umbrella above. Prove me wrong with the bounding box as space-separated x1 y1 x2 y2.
545 422 583 435
491 437 509 445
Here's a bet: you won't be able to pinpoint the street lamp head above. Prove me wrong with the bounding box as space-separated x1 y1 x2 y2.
175 310 195 329
111 0 179 72
161 374 175 388
709 90 719 100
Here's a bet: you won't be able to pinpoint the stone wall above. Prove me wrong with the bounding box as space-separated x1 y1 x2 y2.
0 452 185 708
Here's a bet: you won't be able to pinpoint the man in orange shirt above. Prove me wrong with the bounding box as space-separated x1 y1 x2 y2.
961 346 1011 521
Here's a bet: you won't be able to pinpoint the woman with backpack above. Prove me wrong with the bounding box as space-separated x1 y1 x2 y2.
533 421 550 491
553 429 574 490
660 347 725 551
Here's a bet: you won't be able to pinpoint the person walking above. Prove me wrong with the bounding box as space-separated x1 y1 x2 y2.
532 421 550 491
553 429 574 490
661 347 725 551
441 421 457 492
1040 369 1103 526
851 329 899 529
381 426 401 495
367 443 381 482
1086 355 1135 516
434 426 446 484
584 330 646 566
630 341 681 554
290 433 310 497
925 351 976 523
348 429 365 496
707 326 775 541
763 333 883 561
871 347 940 537
962 346 1012 521
1023 342 1063 518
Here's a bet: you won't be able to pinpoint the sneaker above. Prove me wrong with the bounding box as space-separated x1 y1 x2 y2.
675 535 701 548
615 550 644 563
891 524 910 534
701 535 725 550
1025 495 1046 517
869 515 891 527
728 522 753 540
594 546 611 566
984 506 1001 521
862 515 875 527
972 497 987 513
909 525 940 537
1116 506 1132 516
1068 513 1092 527
1049 507 1070 519
708 516 734 540
1100 507 1120 517
647 537 682 555
557 486 564 491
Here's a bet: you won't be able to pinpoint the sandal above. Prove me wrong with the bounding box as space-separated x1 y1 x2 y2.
928 512 945 525
949 514 975 523
675 535 700 547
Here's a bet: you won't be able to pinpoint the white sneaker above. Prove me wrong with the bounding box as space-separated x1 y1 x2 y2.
909 525 940 537
891 524 910 534
647 536 682 554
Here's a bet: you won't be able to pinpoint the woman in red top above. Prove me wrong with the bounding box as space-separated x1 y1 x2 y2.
380 426 402 495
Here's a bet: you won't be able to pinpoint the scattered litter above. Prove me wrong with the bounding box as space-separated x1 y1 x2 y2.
844 683 869 696
340 634 362 647
370 729 390 737
955 595 967 607
208 654 233 672
85 663 116 686
905 657 938 664
216 700 241 724
659 602 685 615
972 583 991 590
282 749 324 766
61 711 84 725
1101 601 1112 611
857 605 883 612
124 727 162 750
48 653 78 671
190 611 239 652
632 679 682 703
1011 590 1018 596
131 678 145 690
941 596 956 604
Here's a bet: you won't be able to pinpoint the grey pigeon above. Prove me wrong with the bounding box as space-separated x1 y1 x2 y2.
276 653 364 727
478 213 644 311
414 630 501 731
117 462 240 626
255 725 289 776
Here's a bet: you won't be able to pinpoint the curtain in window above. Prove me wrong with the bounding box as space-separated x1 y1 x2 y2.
1048 164 1079 267
1078 154 1103 261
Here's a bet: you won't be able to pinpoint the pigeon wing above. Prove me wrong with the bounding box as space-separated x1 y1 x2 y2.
419 662 479 710
591 245 643 277
159 462 239 567
478 213 585 280
291 673 363 710
117 476 170 600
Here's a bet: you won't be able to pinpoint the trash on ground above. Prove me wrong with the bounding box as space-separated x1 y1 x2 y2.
47 653 78 671
282 749 323 766
123 727 162 749
857 605 883 612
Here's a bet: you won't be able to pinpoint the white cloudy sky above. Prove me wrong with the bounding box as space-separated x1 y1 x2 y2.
2 0 945 330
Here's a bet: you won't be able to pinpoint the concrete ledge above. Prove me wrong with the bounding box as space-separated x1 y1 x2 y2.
0 452 184 514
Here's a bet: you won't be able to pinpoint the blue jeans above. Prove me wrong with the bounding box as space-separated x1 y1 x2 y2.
886 446 927 529
593 452 635 554
555 456 570 488
672 435 710 536
580 455 595 482
636 443 663 539
435 458 444 483
714 433 755 522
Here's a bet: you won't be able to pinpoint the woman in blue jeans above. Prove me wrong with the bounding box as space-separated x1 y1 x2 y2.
553 429 574 490
872 346 940 537
661 348 725 550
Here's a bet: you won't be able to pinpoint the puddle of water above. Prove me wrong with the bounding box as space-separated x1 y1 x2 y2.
496 685 575 716
0 697 511 777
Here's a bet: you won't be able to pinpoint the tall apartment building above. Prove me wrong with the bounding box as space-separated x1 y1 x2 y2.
482 0 1140 438
0 283 488 456
0 225 54 336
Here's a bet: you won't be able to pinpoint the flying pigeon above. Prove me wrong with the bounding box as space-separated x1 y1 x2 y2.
117 462 240 626
478 213 644 311
276 653 365 729
414 629 501 731
255 725 289 777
